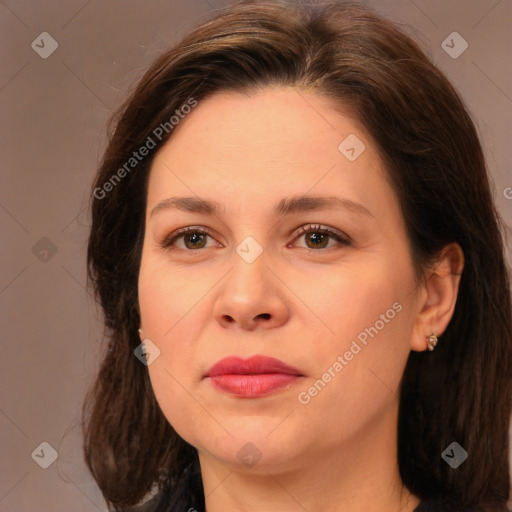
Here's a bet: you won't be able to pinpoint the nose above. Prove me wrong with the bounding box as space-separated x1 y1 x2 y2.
213 249 290 331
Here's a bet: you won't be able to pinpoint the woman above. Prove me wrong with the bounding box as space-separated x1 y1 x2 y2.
83 1 512 511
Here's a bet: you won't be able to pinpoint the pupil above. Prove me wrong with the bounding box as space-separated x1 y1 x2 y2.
308 232 327 248
187 233 205 248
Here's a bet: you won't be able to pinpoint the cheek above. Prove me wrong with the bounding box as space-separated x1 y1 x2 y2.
300 255 415 409
138 256 215 442
138 263 205 384
146 359 212 451
138 254 209 337
311 258 407 343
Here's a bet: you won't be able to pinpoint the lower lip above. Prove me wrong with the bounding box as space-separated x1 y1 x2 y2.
207 374 301 397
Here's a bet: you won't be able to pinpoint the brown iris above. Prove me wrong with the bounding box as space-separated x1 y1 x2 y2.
305 231 329 249
184 232 208 250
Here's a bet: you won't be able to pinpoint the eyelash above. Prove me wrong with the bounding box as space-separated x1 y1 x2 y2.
159 224 351 254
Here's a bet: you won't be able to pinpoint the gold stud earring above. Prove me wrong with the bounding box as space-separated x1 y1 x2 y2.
427 333 438 351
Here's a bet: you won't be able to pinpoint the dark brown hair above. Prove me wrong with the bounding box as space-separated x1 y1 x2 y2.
83 1 512 511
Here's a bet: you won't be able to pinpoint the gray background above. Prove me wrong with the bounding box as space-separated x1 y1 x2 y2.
1 0 511 510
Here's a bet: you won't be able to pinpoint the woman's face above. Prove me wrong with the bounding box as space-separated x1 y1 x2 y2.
138 87 422 472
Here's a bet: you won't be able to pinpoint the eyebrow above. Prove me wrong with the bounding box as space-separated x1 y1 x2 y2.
149 195 374 219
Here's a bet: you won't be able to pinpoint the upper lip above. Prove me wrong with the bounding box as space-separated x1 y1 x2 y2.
205 355 302 378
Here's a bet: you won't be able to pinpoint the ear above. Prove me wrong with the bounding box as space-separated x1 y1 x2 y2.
410 243 465 352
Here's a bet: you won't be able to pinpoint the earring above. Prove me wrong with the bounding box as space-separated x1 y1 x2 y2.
427 333 438 351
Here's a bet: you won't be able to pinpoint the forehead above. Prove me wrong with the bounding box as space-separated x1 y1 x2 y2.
147 87 390 208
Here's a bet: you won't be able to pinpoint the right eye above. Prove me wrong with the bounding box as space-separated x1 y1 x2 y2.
159 226 219 252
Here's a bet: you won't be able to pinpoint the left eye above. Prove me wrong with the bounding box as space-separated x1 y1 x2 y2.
290 224 351 250
160 224 351 252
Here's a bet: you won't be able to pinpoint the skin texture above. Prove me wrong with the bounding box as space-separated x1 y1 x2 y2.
137 87 463 512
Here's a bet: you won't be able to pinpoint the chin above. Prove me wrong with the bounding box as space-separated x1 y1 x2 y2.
193 424 307 473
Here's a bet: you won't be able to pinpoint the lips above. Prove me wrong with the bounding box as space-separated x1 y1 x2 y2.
205 355 303 397
207 355 301 377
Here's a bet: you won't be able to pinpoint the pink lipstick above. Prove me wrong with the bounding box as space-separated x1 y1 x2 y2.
205 355 303 397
